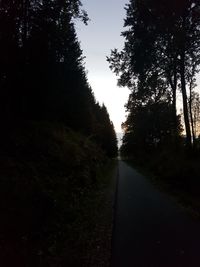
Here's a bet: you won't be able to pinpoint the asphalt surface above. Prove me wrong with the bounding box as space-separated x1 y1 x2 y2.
111 160 200 267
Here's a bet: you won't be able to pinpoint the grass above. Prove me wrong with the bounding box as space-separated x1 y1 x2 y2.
124 153 200 221
71 160 117 267
47 159 117 267
0 121 117 267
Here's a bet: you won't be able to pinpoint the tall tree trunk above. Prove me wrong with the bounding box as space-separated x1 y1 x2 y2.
168 59 178 144
189 82 196 147
172 64 177 133
180 51 192 150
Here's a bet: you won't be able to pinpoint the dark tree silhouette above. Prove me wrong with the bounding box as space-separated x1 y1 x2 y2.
0 0 118 155
108 0 200 153
0 2 117 266
93 103 118 157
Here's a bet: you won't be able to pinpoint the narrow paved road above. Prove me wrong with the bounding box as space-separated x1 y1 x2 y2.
111 160 200 267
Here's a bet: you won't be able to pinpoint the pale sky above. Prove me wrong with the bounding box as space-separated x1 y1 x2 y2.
76 0 129 133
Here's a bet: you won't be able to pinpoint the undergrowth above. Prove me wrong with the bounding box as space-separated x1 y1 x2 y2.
124 148 200 220
0 121 116 267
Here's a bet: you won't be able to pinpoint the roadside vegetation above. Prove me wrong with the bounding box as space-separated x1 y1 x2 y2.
0 121 117 266
108 0 200 217
0 1 118 266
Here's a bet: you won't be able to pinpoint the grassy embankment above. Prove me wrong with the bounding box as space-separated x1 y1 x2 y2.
0 121 117 267
124 149 200 219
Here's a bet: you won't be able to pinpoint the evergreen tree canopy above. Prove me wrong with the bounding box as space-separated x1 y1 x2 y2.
93 103 118 157
0 0 118 157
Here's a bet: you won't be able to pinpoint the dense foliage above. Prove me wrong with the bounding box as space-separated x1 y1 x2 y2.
0 121 110 266
0 0 117 156
0 1 118 266
108 0 200 154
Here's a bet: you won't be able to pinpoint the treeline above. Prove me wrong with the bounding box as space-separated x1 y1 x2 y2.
0 1 117 266
0 0 117 157
108 0 200 155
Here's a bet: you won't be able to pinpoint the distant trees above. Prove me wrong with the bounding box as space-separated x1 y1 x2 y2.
93 103 118 157
108 0 200 154
190 92 200 141
0 0 118 157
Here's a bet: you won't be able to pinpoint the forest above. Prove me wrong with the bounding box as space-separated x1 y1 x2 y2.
108 0 200 195
1 0 200 266
0 0 117 266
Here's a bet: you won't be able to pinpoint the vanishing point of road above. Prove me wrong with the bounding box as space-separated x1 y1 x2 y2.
111 160 200 267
